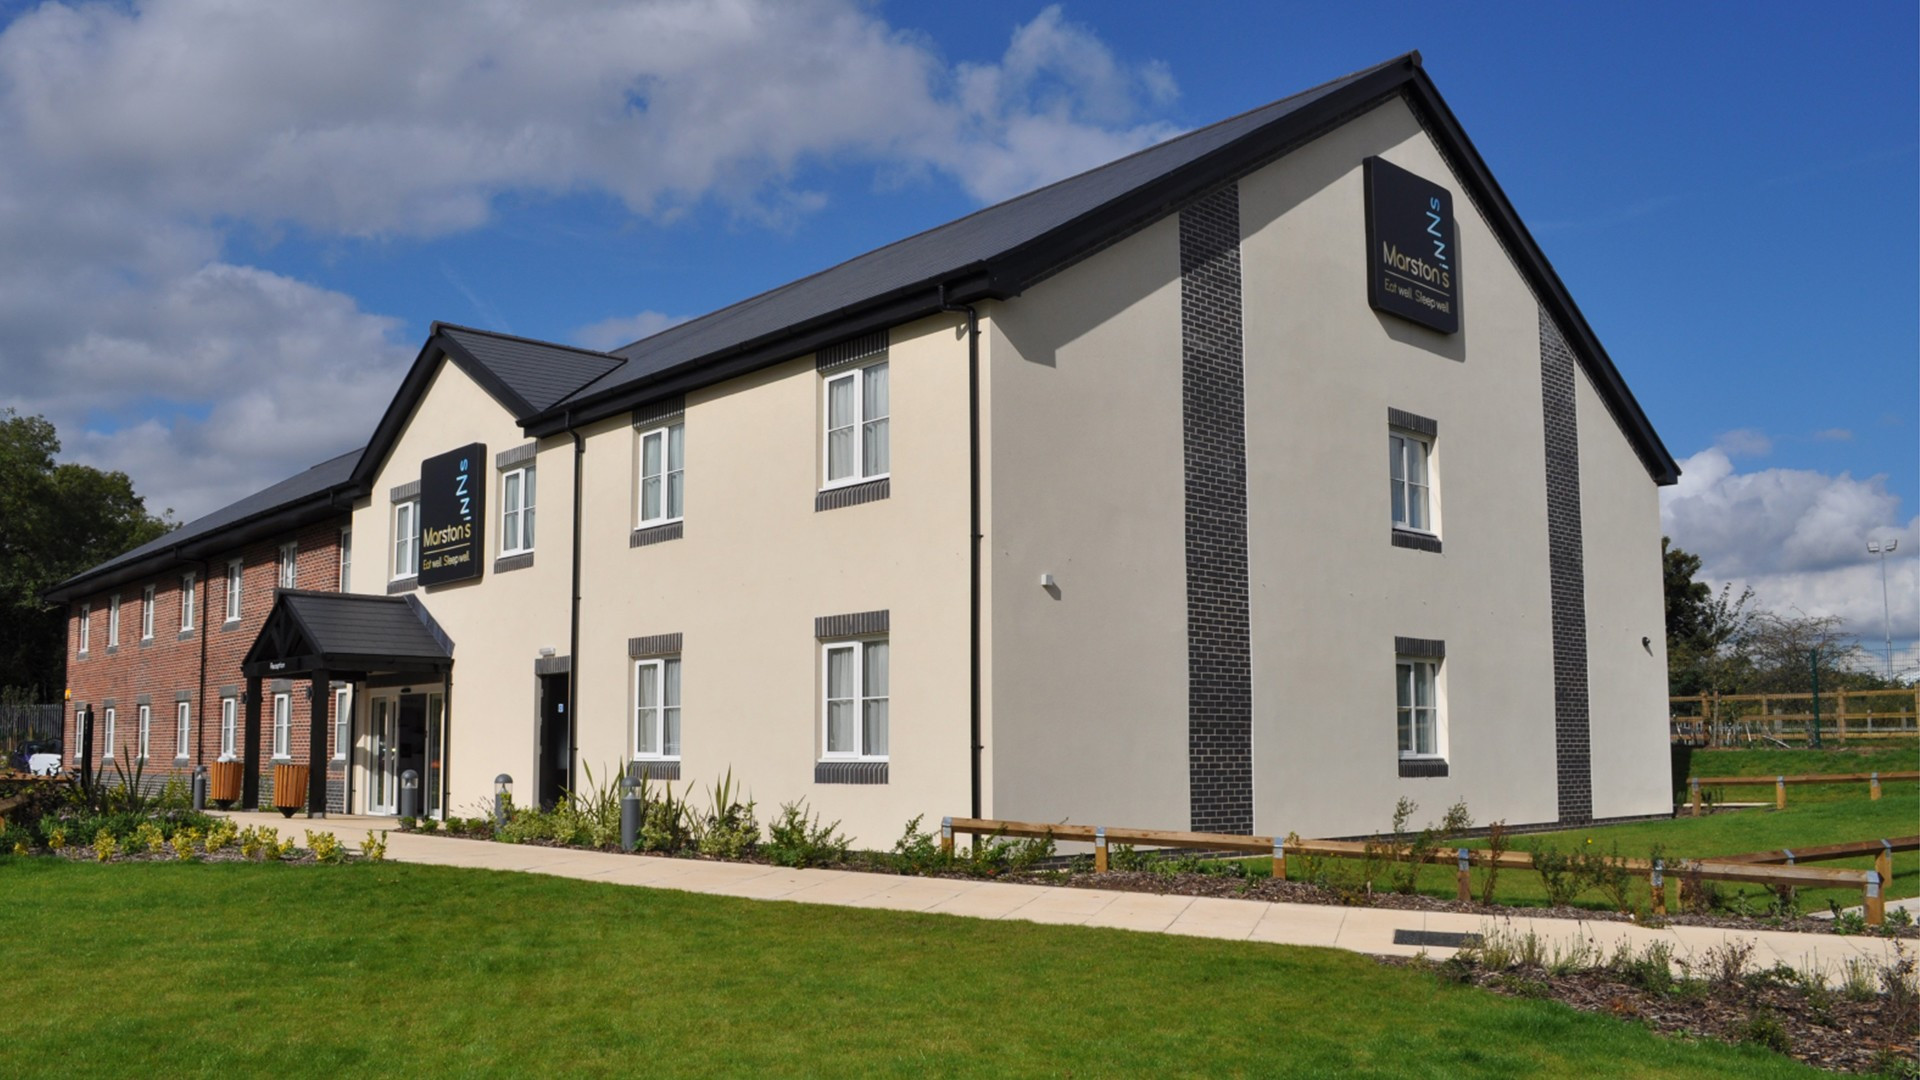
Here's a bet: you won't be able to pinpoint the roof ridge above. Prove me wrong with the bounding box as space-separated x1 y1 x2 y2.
610 52 1416 357
432 321 622 359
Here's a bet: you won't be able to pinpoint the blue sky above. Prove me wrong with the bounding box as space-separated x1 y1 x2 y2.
0 1 1913 664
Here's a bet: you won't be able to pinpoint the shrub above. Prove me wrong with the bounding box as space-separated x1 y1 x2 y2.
169 828 200 861
1740 1009 1790 1054
1390 799 1471 895
890 815 949 875
306 830 346 865
1478 820 1507 905
1528 842 1580 908
397 815 418 832
763 802 848 868
92 829 118 861
132 821 167 855
360 830 388 862
690 769 757 859
1109 843 1153 872
204 818 238 853
1572 841 1635 913
1832 909 1868 936
640 780 693 854
46 827 66 851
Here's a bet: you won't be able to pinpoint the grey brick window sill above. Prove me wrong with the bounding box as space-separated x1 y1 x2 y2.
387 577 418 595
177 629 195 642
106 646 119 655
814 761 888 785
1392 529 1443 553
816 477 888 512
172 757 190 768
221 619 243 633
1399 758 1449 778
494 552 534 574
139 638 155 648
631 521 683 548
628 760 681 783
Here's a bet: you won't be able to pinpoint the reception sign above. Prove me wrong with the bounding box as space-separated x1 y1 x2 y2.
419 443 486 586
1364 157 1461 334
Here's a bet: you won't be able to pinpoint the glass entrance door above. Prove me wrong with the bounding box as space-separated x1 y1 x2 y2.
370 696 399 814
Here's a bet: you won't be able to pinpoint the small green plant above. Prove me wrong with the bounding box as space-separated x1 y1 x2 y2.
1739 1008 1791 1054
93 829 118 861
1391 799 1471 896
889 815 947 875
1883 905 1914 930
10 840 25 856
169 828 199 861
306 830 346 864
1883 943 1919 1034
693 769 757 859
203 818 237 852
1109 842 1153 872
1478 820 1507 905
1608 939 1673 994
47 827 66 851
1528 842 1580 908
1573 841 1635 913
360 830 388 862
1839 956 1879 1002
397 815 417 831
640 780 693 854
1831 908 1868 936
763 802 849 868
132 821 167 854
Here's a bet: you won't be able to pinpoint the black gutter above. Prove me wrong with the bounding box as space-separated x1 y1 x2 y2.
567 420 585 798
939 286 985 820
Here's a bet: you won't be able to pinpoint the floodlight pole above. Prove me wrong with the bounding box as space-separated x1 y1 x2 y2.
1869 539 1899 680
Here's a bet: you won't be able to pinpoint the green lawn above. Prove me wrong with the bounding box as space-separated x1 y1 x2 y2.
0 860 1822 1078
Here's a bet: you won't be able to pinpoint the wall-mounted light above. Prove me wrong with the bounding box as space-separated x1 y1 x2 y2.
538 646 557 658
1039 573 1056 589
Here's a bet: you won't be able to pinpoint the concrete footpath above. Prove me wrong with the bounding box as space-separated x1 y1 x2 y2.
224 811 1911 980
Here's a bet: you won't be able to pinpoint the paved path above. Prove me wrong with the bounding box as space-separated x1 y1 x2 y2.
227 811 1910 981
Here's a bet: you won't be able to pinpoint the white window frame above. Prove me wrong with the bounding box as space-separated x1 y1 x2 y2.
821 360 889 490
225 559 243 622
180 573 195 632
632 657 682 761
73 711 88 764
635 423 685 528
101 707 115 761
108 594 121 647
140 585 155 641
333 686 351 761
821 638 889 761
175 701 191 762
272 693 291 760
78 604 89 655
1389 430 1436 535
136 704 151 761
339 527 352 590
1396 657 1445 760
393 500 420 580
220 697 237 759
279 541 298 589
500 466 536 556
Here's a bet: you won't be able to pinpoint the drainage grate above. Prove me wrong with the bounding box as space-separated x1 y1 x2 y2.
1392 929 1482 948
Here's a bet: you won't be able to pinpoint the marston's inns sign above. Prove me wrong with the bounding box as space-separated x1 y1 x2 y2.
1364 156 1460 334
418 443 486 587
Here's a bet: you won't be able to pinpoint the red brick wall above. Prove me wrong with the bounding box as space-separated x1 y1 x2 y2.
64 517 350 792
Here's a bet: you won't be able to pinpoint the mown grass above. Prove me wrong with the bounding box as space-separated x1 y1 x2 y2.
0 859 1822 1079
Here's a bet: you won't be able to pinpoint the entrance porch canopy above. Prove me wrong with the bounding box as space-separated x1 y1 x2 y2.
240 590 453 815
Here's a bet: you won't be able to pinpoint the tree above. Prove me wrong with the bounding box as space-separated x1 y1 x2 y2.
1663 537 1755 696
0 409 172 698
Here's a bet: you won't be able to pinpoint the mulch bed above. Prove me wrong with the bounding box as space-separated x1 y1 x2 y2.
1380 953 1919 1075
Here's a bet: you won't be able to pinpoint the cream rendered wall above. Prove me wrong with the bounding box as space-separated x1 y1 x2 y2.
1239 98 1560 837
1576 367 1672 819
573 314 973 847
347 358 573 816
984 214 1190 831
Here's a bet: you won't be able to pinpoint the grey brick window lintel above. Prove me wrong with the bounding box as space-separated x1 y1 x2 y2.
101 697 116 708
270 679 292 693
175 690 193 702
815 610 889 639
1395 636 1446 660
630 521 683 548
135 693 152 705
1388 407 1438 437
1399 758 1450 778
219 685 238 697
495 442 538 469
533 655 570 676
632 396 686 430
389 479 421 503
494 552 534 575
629 633 683 658
816 477 889 512
815 761 888 785
1391 529 1443 554
629 760 681 783
816 329 888 373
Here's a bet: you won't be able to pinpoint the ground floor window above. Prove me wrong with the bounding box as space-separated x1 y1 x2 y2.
822 638 888 760
102 707 116 760
333 687 350 760
633 658 682 760
175 702 190 762
1396 658 1441 758
220 697 237 759
272 693 291 759
73 712 88 764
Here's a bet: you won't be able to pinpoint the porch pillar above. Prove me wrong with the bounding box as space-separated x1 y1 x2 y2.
241 677 262 810
308 671 330 818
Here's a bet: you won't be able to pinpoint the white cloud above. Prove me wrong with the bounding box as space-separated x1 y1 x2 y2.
1713 427 1772 457
573 310 689 352
1660 446 1919 644
0 0 1182 519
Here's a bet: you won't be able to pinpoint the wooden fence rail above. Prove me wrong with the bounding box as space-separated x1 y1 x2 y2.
1687 771 1919 814
1670 688 1919 746
939 815 1892 925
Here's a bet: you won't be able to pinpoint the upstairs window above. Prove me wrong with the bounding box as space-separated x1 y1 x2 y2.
1389 430 1434 534
501 466 536 555
108 594 121 647
180 573 195 632
823 361 888 488
637 423 685 527
140 585 155 640
78 604 90 655
393 501 420 580
226 559 243 622
339 528 352 590
279 541 298 589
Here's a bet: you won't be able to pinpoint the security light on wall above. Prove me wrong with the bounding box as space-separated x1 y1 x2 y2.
1039 573 1056 589
538 646 557 658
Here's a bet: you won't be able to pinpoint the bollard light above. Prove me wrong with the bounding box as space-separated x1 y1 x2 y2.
494 774 513 827
191 765 209 811
620 786 642 853
400 769 421 820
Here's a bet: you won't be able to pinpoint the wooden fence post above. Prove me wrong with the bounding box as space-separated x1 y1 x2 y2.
940 816 954 858
1650 858 1667 916
1775 776 1786 810
1837 689 1848 745
1871 772 1882 801
1700 692 1712 746
1272 837 1286 881
1876 842 1893 894
1456 848 1472 903
1093 827 1108 873
1866 870 1885 927
1690 778 1702 818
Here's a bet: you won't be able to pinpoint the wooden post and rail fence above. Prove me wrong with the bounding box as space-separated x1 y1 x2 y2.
938 816 1905 926
1686 771 1919 815
1670 687 1919 746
